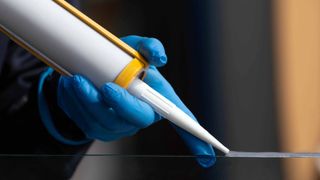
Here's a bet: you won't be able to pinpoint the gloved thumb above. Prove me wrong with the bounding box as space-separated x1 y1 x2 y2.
121 35 167 67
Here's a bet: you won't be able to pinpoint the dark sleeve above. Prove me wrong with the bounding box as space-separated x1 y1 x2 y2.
0 33 91 179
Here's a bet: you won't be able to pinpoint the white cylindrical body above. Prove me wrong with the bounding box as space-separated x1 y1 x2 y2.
0 0 133 87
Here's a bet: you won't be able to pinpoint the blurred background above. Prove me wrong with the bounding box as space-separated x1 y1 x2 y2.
70 0 320 179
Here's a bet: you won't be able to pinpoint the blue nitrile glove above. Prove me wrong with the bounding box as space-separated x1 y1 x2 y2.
57 35 215 167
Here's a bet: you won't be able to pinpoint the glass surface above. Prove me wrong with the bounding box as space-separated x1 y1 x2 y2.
1 153 319 180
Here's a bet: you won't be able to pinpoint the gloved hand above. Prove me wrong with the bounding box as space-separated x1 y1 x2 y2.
57 35 215 167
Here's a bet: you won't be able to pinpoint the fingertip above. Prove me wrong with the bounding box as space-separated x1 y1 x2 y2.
58 76 73 107
60 75 72 83
71 75 83 88
59 76 74 92
197 155 216 168
101 82 121 95
101 82 122 103
172 124 216 168
101 82 157 128
69 75 100 103
139 38 167 67
159 55 168 65
196 146 216 168
71 75 90 95
150 52 167 67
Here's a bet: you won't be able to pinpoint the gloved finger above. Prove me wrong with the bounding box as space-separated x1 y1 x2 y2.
70 75 138 132
100 82 161 128
172 122 216 168
121 35 167 67
170 103 216 167
59 76 112 138
60 76 140 141
143 67 216 167
169 96 216 167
